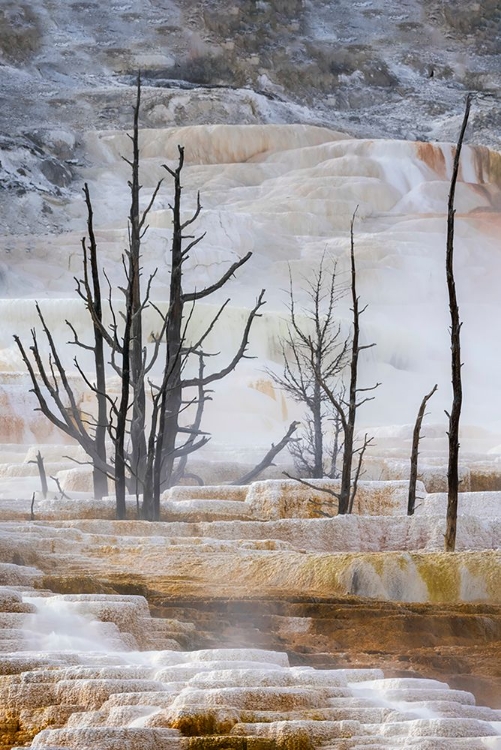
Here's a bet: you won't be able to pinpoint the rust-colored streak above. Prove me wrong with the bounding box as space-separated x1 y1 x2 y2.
415 142 447 179
470 145 501 188
487 148 501 188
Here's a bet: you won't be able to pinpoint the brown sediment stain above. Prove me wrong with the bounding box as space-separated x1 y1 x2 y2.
0 393 25 443
187 738 277 749
472 145 501 188
415 142 446 178
188 734 315 749
250 378 278 401
248 379 289 420
0 701 75 750
39 574 118 595
416 141 501 193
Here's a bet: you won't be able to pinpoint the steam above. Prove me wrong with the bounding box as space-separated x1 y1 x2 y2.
22 596 125 653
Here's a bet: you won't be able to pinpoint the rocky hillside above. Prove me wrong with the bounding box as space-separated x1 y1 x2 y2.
1 0 500 233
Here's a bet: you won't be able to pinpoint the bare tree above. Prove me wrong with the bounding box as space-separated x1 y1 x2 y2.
75 184 109 499
15 76 266 521
103 78 164 519
313 210 379 514
107 83 267 520
14 298 113 500
273 215 378 515
14 181 114 500
445 94 472 552
408 384 437 515
271 258 348 479
138 143 266 521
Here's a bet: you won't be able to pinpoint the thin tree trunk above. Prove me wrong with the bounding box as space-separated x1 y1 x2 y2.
408 384 437 515
312 373 323 478
171 353 206 486
128 77 147 495
114 327 131 520
339 211 360 514
157 148 185 505
83 184 108 500
143 146 187 520
329 408 343 479
445 95 471 552
114 245 135 519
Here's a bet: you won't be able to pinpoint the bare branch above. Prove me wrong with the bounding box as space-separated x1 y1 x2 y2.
231 421 300 485
183 290 266 388
182 252 252 302
283 471 341 502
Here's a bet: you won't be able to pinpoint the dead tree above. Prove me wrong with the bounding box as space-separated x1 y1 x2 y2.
271 258 348 479
116 128 265 520
408 384 437 515
16 77 266 521
14 179 115 500
140 148 266 519
101 86 264 520
124 78 157 496
104 78 163 519
14 300 113 499
314 210 379 514
72 183 109 499
445 94 472 552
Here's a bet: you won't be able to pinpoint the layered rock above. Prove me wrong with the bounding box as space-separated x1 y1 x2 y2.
0 581 500 750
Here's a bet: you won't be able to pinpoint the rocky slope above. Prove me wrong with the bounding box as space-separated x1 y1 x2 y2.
1 0 500 234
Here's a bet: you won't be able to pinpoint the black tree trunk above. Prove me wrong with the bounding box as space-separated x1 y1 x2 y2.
445 95 471 552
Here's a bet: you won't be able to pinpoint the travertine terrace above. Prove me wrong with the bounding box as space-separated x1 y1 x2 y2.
0 548 501 750
3 124 501 449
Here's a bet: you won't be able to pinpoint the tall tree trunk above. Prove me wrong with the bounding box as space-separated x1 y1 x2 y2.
339 212 361 514
153 147 186 518
128 79 147 495
445 95 471 552
114 295 132 519
338 423 354 514
83 183 108 500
